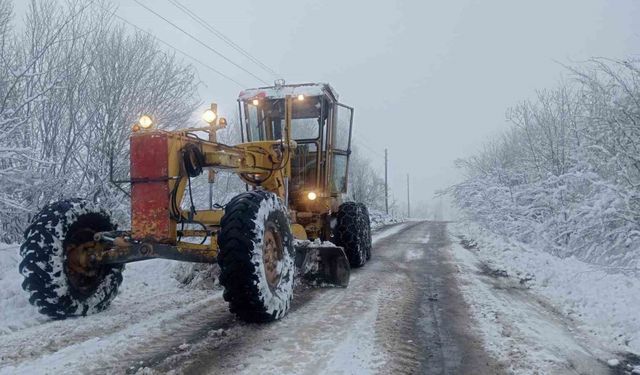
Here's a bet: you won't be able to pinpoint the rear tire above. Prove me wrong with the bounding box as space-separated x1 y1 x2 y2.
334 202 367 268
19 199 124 319
357 203 372 260
217 190 295 323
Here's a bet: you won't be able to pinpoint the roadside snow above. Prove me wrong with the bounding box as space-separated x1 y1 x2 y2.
0 244 46 333
0 253 215 374
451 222 640 373
369 209 402 231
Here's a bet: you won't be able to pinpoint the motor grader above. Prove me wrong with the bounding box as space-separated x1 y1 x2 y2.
19 82 372 322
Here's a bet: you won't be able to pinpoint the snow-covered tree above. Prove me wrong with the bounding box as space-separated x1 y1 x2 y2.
0 0 199 241
452 58 640 268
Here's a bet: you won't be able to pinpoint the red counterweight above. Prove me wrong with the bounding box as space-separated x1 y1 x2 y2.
130 132 172 242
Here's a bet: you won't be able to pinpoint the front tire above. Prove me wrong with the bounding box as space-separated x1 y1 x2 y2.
334 202 367 268
19 199 124 319
217 190 295 323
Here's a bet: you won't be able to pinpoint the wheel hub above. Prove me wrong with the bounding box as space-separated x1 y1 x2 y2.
65 227 105 296
263 223 284 289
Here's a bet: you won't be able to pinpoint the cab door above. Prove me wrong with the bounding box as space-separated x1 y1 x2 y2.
328 103 354 195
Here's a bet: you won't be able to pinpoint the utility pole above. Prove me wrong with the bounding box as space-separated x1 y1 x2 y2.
384 148 388 215
406 174 410 218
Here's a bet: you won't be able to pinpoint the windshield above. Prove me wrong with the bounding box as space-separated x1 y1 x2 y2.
242 96 327 193
243 96 325 142
291 96 323 140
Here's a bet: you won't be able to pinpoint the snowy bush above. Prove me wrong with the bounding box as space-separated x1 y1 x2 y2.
452 58 640 269
369 209 402 230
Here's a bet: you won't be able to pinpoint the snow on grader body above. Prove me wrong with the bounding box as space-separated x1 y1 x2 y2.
18 83 372 322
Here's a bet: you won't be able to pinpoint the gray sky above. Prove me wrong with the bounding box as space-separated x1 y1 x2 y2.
19 0 640 216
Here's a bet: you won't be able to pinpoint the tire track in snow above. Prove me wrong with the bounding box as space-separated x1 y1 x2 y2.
374 222 502 374
1 291 233 374
154 224 419 374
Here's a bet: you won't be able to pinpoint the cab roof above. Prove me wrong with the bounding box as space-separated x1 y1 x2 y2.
238 82 339 102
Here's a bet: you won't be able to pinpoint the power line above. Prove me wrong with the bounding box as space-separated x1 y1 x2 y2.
353 129 384 152
352 131 385 159
167 0 280 79
354 140 385 159
133 0 270 85
93 3 246 88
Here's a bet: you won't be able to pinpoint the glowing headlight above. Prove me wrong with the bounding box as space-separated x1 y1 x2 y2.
202 109 217 124
139 115 153 129
252 99 259 106
297 94 304 101
307 191 317 201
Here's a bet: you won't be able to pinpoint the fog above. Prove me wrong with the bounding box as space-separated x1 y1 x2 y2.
15 0 639 217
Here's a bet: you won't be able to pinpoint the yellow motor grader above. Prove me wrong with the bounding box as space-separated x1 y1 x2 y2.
19 82 372 322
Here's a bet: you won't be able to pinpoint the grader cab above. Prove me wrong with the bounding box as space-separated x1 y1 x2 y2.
18 82 372 323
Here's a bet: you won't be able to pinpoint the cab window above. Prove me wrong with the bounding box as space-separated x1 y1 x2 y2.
244 99 284 141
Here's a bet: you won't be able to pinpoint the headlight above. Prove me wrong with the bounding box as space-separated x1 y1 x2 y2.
297 94 304 101
252 99 259 106
307 191 317 201
139 115 153 129
202 109 217 124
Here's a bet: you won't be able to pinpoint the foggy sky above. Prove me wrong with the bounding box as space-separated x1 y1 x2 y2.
16 0 640 217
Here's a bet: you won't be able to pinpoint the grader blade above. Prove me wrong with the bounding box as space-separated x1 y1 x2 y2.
294 241 351 287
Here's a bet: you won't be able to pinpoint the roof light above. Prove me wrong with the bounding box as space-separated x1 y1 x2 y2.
139 115 153 129
252 99 259 106
202 109 217 124
307 191 317 201
297 94 305 101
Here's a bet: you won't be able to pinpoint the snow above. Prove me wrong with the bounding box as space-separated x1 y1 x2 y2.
0 244 45 333
0 256 216 374
372 223 407 243
404 248 424 261
608 358 621 367
450 222 640 373
238 82 336 101
368 209 402 231
322 300 381 374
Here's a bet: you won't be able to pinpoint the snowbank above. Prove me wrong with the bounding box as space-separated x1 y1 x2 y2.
369 209 402 230
451 222 640 356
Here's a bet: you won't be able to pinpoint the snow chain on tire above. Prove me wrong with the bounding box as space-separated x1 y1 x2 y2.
357 203 372 261
19 199 124 319
217 190 295 323
334 202 367 268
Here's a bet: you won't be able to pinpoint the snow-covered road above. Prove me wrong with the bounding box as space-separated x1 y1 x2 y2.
1 221 628 374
